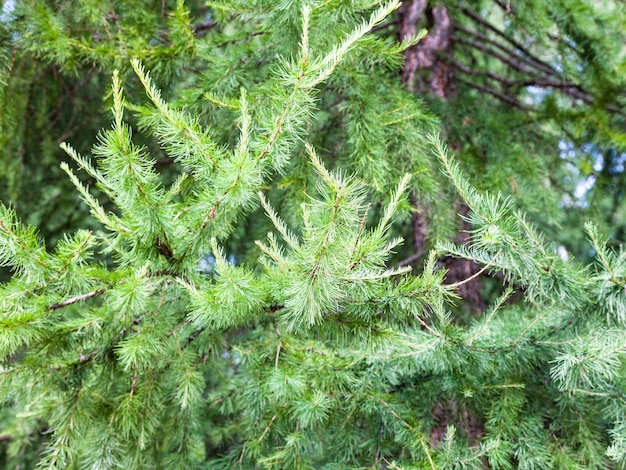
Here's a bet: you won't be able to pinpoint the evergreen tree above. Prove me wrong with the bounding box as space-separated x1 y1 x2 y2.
1 0 626 468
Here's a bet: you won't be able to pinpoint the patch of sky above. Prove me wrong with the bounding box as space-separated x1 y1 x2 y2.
1 0 15 23
557 139 626 208
558 139 597 208
198 253 237 274
524 85 552 106
605 148 626 174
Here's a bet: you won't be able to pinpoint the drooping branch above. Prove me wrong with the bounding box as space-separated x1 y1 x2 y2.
453 23 555 77
452 36 625 115
456 76 530 112
452 59 581 100
459 6 558 77
453 35 535 75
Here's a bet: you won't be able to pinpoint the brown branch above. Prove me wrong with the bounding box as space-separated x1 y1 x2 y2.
185 327 205 346
453 56 626 115
129 365 139 400
193 20 216 34
371 18 399 33
155 157 175 166
452 58 516 87
399 195 428 267
453 35 535 75
456 76 530 111
48 288 106 311
459 3 626 115
398 251 424 267
451 250 502 288
492 0 512 15
459 6 558 76
453 59 582 93
411 196 427 254
157 20 216 38
454 23 555 77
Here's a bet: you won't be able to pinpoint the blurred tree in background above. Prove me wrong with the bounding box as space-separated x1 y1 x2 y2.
1 0 626 468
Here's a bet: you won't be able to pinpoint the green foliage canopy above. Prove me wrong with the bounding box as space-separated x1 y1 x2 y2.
0 1 626 469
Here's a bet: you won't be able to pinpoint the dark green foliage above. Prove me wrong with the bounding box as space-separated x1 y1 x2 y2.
1 0 626 468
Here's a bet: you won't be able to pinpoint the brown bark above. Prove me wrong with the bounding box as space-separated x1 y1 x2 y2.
398 2 453 96
398 2 482 310
398 0 428 89
442 204 485 312
410 195 428 262
430 400 483 448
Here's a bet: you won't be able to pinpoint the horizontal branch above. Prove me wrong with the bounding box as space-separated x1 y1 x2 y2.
398 251 424 267
48 288 106 311
452 58 516 87
459 6 558 76
452 41 626 115
453 59 582 93
453 35 535 75
454 23 555 77
456 76 530 111
193 20 216 34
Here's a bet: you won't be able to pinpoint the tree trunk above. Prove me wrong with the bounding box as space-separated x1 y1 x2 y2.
398 0 483 311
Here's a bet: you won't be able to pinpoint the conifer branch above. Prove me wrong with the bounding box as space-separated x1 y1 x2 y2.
453 23 556 77
511 307 553 347
131 59 222 167
464 286 512 345
258 192 300 251
4 2 626 467
587 222 623 287
60 161 126 233
257 405 286 445
372 396 436 469
349 203 371 268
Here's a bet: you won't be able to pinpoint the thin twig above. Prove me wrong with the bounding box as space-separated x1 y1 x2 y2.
459 6 557 75
257 407 285 445
398 250 424 267
349 203 371 269
193 20 216 34
185 327 206 346
452 250 502 288
129 365 139 400
275 341 282 369
454 24 555 77
457 77 530 111
48 288 106 311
